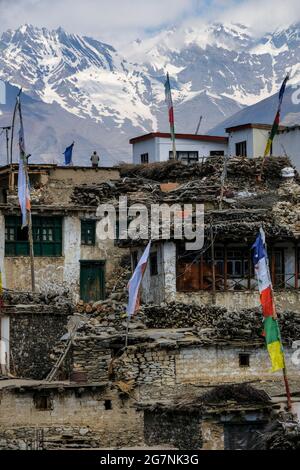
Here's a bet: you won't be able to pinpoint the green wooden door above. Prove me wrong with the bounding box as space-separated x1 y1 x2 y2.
80 261 105 302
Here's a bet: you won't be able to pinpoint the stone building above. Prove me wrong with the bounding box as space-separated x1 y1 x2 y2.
0 163 122 300
1 157 300 450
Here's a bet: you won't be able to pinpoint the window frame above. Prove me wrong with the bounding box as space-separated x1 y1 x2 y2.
235 141 247 157
140 153 149 164
81 219 96 246
239 353 250 368
5 215 62 257
210 150 225 156
169 151 199 164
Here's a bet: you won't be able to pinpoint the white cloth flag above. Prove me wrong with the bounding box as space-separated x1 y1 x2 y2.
127 240 151 317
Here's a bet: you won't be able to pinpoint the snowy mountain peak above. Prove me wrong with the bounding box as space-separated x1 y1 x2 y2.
0 22 300 165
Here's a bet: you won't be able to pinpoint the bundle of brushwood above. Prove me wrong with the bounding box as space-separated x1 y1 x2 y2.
2 290 74 311
119 157 294 186
71 178 161 206
140 302 300 344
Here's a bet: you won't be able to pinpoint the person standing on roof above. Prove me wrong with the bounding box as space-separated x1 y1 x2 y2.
90 151 100 168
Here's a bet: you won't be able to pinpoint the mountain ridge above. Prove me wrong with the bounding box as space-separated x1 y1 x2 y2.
0 22 299 164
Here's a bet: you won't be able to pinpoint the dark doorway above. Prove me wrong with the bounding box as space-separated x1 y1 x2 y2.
80 260 105 302
272 248 285 288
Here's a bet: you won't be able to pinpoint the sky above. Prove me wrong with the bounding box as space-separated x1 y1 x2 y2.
0 0 299 45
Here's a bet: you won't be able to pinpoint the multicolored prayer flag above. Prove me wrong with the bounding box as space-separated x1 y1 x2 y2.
252 229 285 372
164 73 177 160
263 75 289 158
127 240 151 317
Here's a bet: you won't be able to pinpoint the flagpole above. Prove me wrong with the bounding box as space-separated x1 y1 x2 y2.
28 210 35 292
283 367 292 411
264 230 292 411
18 91 35 293
259 75 289 179
165 72 177 161
125 316 129 349
125 240 152 349
9 91 20 191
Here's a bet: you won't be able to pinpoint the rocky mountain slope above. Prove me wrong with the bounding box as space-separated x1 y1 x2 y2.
0 22 299 164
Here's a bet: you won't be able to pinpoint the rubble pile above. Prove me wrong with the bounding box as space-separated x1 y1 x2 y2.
106 254 132 295
254 415 300 450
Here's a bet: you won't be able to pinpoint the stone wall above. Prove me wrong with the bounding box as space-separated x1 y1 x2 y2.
7 306 69 379
144 410 202 450
114 347 176 387
72 338 112 382
112 344 300 392
176 290 300 312
0 387 143 450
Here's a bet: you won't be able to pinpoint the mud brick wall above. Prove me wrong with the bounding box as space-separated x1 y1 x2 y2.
9 307 69 379
0 388 144 450
144 410 202 450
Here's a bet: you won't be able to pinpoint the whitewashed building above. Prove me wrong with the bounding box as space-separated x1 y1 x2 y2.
273 125 300 163
130 124 300 169
130 132 228 164
226 123 275 158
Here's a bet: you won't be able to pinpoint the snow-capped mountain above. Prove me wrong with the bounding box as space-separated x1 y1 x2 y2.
0 22 300 165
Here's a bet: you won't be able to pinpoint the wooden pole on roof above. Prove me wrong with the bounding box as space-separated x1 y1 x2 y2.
219 154 228 210
210 222 216 305
9 92 20 191
17 90 35 292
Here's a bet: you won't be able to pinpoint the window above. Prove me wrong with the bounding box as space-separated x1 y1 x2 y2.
81 220 96 245
5 216 62 257
104 399 112 410
235 141 247 157
205 247 250 279
169 151 199 164
177 243 253 292
150 252 158 276
210 150 225 156
239 353 250 367
34 394 52 411
141 153 149 164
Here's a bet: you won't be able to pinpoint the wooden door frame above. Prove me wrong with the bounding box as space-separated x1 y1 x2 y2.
79 260 106 302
